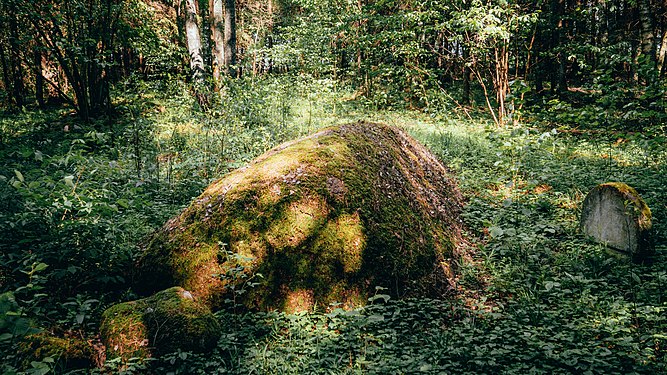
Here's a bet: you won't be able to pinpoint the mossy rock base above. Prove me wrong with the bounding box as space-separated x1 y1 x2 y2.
580 182 652 256
136 122 464 312
19 332 96 371
100 287 220 361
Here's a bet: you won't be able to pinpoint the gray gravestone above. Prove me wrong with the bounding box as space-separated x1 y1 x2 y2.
580 182 652 255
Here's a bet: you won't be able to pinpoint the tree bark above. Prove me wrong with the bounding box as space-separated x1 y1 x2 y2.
462 46 471 105
8 6 25 107
0 44 12 107
34 47 44 107
223 0 237 77
638 0 655 61
494 45 509 124
550 0 567 94
185 0 206 84
636 0 656 80
211 0 224 82
657 30 667 77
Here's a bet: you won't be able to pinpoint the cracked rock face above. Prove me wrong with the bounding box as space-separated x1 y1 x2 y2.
135 122 464 312
580 182 652 256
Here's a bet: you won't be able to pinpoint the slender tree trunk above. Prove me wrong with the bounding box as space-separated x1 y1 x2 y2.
638 0 655 60
552 0 567 94
657 30 667 77
122 47 132 77
462 46 471 105
185 0 206 84
494 45 510 125
0 44 12 107
223 0 237 77
199 0 212 73
211 0 224 82
636 0 656 80
34 47 45 107
8 9 25 107
175 0 185 45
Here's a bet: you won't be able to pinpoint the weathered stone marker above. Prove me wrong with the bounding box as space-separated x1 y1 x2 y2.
580 182 651 255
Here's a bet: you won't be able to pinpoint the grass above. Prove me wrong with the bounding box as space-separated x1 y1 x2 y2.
2 74 667 374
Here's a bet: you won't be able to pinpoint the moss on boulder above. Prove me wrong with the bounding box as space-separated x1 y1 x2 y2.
136 122 463 312
100 287 220 361
19 332 96 371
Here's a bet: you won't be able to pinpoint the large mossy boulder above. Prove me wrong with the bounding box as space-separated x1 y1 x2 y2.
136 122 463 312
580 182 652 256
100 287 220 360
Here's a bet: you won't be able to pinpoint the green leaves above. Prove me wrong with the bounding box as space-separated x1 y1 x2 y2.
62 175 75 188
489 225 504 238
14 170 24 183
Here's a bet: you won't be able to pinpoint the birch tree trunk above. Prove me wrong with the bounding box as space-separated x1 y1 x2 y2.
185 0 205 84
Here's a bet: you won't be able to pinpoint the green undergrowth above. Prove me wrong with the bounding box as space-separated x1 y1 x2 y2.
2 75 667 373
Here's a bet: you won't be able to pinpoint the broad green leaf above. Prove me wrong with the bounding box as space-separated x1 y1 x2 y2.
489 226 504 238
63 175 75 188
0 333 13 342
34 263 49 273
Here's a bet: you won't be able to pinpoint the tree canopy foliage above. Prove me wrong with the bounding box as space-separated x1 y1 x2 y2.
1 0 666 124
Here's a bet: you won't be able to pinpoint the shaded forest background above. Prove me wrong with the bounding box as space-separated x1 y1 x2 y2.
1 0 667 374
1 0 666 126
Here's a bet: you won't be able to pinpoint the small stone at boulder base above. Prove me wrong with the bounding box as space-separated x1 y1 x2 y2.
99 287 221 361
18 332 96 371
580 182 652 255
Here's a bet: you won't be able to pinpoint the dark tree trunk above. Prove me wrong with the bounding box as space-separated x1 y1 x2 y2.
34 47 44 107
637 0 656 81
223 0 237 77
0 44 12 107
8 8 25 107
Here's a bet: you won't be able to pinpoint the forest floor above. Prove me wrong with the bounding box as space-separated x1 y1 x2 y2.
1 76 667 374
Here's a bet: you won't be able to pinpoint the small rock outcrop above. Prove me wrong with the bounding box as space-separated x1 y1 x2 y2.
135 122 464 312
19 332 96 371
100 287 220 360
580 182 652 255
